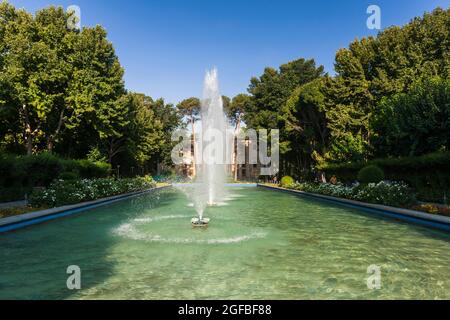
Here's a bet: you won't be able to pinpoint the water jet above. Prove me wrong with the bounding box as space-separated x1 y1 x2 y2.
187 68 230 226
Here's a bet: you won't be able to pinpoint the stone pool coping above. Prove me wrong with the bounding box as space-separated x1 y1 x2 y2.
257 184 450 232
0 185 170 233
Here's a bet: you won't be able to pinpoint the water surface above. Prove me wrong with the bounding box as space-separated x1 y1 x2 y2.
0 187 449 299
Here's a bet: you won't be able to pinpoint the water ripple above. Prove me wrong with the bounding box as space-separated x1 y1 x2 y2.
113 215 266 245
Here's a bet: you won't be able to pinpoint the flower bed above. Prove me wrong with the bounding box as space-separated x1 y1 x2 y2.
411 204 450 217
29 176 156 208
286 181 417 208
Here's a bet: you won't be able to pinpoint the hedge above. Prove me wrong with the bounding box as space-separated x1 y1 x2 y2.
318 152 450 202
357 165 384 183
29 176 155 208
0 153 111 202
289 181 417 208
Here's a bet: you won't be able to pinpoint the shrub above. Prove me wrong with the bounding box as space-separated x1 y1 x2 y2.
357 165 384 183
61 159 110 179
59 172 79 180
19 153 65 187
74 159 111 178
280 176 294 187
0 153 112 202
29 176 156 208
287 181 416 208
352 181 416 207
318 151 450 202
292 182 354 199
0 186 28 202
0 154 16 187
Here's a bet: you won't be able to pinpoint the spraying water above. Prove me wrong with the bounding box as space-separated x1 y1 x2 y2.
189 68 230 225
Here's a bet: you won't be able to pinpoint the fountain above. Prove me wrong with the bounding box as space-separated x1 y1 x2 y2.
190 68 230 227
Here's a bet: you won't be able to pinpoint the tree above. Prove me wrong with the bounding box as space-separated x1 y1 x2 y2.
246 58 325 130
227 94 251 181
281 78 329 175
0 2 21 152
0 4 126 156
245 58 325 176
0 6 73 154
67 25 125 161
150 98 181 173
371 77 450 157
324 7 450 162
124 93 164 167
177 97 200 176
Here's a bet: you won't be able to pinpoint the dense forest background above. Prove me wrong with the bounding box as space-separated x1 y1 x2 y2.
0 3 449 194
0 3 180 176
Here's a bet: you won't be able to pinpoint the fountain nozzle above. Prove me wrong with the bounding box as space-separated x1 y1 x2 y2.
191 217 210 228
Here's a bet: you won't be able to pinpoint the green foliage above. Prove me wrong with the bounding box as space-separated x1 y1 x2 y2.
0 4 127 155
357 165 384 183
320 152 450 202
290 181 416 208
352 181 416 207
323 8 450 162
150 98 182 168
124 93 164 165
0 186 27 203
371 77 450 157
177 97 201 121
20 153 66 187
0 3 180 175
1 1 449 200
29 176 156 208
87 146 107 163
0 153 111 201
242 58 325 178
327 133 367 163
280 176 294 187
245 58 324 131
281 78 329 172
70 159 111 178
226 94 251 127
58 171 79 180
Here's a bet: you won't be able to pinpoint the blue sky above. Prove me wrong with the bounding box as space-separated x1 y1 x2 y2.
8 0 450 104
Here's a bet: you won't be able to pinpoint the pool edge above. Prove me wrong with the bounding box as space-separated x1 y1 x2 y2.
0 185 171 234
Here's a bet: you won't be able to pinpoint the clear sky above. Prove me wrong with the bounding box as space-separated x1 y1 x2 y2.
8 0 450 104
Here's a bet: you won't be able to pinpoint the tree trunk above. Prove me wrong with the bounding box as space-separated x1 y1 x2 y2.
21 104 36 155
26 134 33 155
105 136 126 165
47 137 54 152
46 108 65 153
156 157 161 176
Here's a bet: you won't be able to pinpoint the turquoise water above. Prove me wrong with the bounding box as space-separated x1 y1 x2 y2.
0 187 449 299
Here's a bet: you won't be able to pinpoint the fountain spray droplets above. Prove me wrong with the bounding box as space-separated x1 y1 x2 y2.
189 68 230 225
